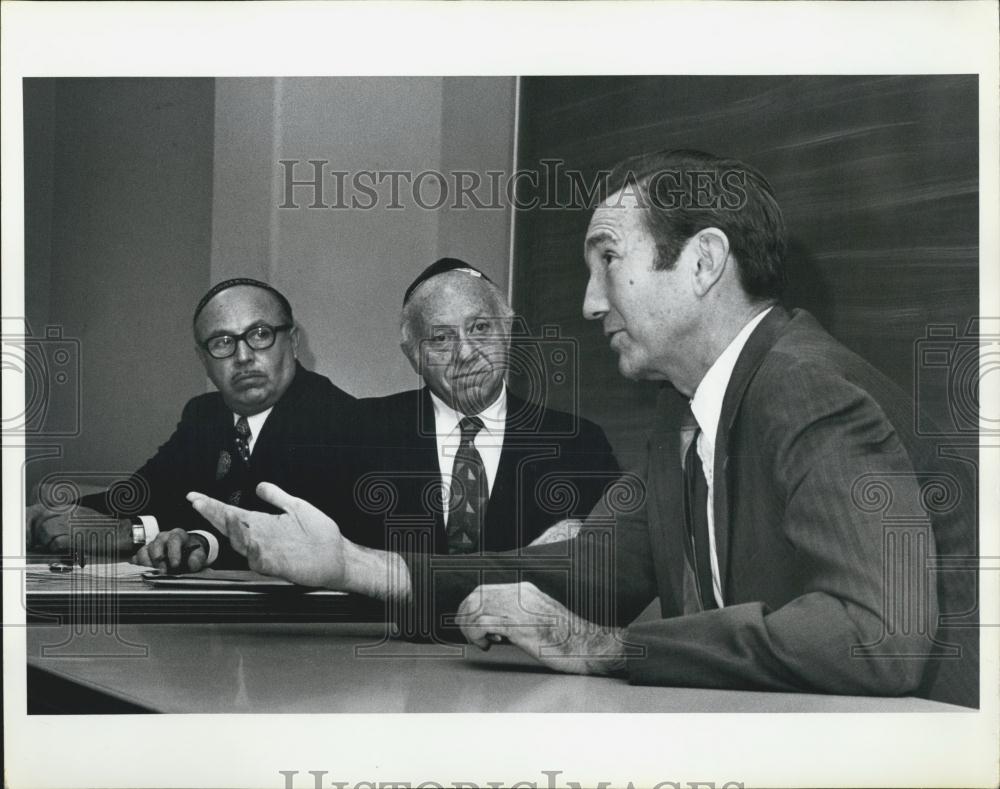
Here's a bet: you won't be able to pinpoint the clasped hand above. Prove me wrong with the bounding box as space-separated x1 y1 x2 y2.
455 581 628 676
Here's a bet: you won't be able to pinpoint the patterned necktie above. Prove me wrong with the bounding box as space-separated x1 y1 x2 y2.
234 416 252 465
684 423 717 610
446 416 487 554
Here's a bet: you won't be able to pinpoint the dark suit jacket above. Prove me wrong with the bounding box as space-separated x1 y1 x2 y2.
80 363 365 565
357 388 620 552
408 308 978 707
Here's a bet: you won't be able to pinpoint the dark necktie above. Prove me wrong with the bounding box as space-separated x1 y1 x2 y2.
234 416 252 466
684 425 718 610
446 416 487 554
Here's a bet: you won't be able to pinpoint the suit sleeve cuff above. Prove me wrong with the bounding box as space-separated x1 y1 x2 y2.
188 530 220 565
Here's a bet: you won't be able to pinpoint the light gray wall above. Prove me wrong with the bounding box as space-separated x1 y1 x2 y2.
210 77 516 398
23 77 516 495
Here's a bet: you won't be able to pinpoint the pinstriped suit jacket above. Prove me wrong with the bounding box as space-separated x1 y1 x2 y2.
612 307 978 706
409 307 978 706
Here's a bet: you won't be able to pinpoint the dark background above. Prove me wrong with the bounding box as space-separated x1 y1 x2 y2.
22 76 979 486
511 75 979 467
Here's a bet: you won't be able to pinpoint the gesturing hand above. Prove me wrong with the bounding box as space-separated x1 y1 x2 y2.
454 582 629 676
187 482 347 589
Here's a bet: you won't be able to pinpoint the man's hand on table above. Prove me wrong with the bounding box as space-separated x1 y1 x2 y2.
455 581 628 676
131 529 208 573
26 503 133 557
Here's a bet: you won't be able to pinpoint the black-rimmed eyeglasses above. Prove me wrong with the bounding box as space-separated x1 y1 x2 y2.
200 323 293 359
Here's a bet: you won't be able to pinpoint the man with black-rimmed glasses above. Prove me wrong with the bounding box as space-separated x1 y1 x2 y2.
26 278 362 571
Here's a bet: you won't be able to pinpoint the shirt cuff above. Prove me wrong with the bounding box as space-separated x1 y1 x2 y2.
188 530 219 566
136 515 160 544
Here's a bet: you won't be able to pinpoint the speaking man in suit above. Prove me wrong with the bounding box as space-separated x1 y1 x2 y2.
358 258 619 553
26 278 360 571
188 152 977 707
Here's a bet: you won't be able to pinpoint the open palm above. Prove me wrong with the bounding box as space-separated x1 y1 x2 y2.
187 482 348 589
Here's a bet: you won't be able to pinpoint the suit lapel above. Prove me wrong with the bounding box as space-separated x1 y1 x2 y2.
418 388 448 546
713 306 790 599
210 398 237 482
487 401 517 547
246 362 306 465
488 392 548 547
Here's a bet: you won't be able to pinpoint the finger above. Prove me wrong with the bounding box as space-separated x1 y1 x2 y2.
185 546 208 573
455 613 510 650
36 513 70 548
255 482 299 512
146 536 168 570
187 492 251 528
132 545 152 566
45 534 72 553
188 493 252 548
25 503 44 532
165 532 185 570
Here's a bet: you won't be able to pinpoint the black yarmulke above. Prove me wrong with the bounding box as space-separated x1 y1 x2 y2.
402 258 494 306
193 278 293 325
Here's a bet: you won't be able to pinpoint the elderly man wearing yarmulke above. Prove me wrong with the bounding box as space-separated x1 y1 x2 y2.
356 258 620 555
26 278 361 572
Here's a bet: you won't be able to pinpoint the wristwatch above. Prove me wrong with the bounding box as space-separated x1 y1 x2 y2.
130 518 147 548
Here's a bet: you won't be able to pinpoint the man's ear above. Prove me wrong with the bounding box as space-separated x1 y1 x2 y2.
289 325 300 358
401 341 421 375
692 228 730 297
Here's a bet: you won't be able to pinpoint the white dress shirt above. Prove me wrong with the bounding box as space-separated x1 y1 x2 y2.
429 385 507 524
139 406 274 566
238 407 273 456
689 307 772 608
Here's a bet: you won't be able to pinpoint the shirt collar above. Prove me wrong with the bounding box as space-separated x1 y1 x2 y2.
690 307 773 448
429 383 507 440
233 407 273 443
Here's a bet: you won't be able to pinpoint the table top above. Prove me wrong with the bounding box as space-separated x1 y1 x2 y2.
23 562 382 623
26 622 965 714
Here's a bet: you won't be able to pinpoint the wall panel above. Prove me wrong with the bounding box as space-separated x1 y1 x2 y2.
511 76 978 467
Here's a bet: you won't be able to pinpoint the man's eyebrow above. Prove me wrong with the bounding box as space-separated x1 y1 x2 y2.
585 231 618 249
203 319 272 338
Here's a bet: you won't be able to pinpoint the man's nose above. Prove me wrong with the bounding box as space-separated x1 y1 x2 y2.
454 335 479 364
233 338 256 363
582 271 609 322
